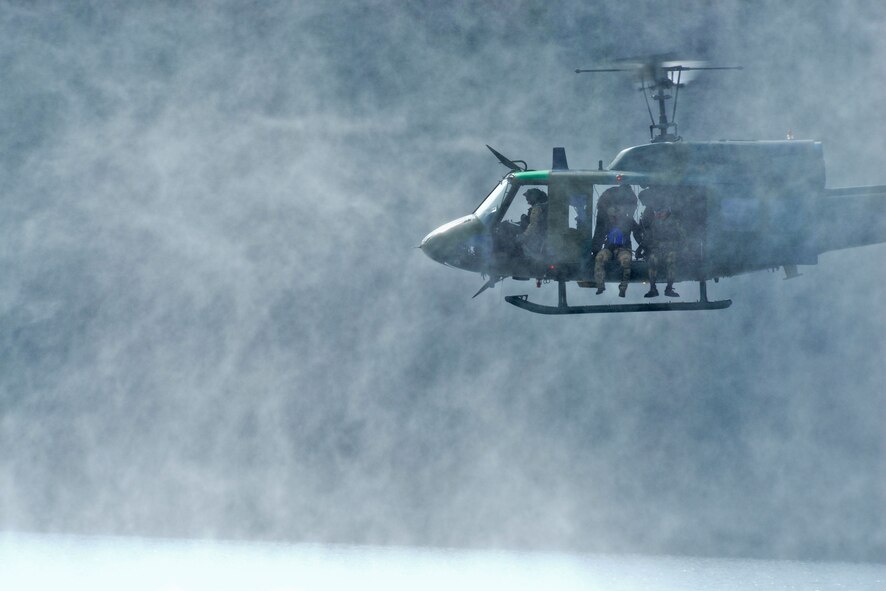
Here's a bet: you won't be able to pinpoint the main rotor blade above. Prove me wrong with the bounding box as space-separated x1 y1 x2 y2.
575 68 635 73
662 65 743 71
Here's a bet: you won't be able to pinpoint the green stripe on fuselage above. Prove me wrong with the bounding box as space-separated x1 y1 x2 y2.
512 170 550 183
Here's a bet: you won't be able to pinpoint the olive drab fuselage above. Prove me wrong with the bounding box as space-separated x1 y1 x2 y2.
421 140 886 313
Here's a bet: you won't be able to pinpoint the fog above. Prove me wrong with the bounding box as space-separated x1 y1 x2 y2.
0 0 883 565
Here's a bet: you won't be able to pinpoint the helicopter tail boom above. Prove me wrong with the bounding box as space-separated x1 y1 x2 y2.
818 185 886 254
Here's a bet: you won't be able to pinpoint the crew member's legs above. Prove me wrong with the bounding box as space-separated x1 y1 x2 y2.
616 248 632 297
594 249 612 294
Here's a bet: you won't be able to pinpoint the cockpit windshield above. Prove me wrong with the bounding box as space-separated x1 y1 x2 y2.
473 178 512 225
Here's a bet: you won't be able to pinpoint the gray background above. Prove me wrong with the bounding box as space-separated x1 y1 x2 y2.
1 0 883 563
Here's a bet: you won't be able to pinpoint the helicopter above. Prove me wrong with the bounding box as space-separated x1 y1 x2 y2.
420 57 886 314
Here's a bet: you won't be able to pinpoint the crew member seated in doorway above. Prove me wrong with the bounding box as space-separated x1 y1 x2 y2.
641 206 686 298
591 184 639 297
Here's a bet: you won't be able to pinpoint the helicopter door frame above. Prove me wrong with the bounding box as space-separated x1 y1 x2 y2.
547 173 595 269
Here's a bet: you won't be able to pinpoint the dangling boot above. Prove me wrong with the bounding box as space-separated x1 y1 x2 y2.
595 283 605 295
664 283 679 298
618 285 627 298
644 283 659 298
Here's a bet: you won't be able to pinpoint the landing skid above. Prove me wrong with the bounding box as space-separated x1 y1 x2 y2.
504 280 732 314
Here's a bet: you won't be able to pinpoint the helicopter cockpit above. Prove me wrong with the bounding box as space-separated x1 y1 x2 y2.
474 174 556 272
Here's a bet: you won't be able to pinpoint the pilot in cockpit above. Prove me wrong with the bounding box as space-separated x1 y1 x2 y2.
515 188 548 257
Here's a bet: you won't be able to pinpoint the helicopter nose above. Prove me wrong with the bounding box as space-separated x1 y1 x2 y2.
420 230 445 264
421 215 467 263
420 215 484 268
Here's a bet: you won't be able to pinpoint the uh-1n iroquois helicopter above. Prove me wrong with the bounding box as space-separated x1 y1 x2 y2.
420 56 886 314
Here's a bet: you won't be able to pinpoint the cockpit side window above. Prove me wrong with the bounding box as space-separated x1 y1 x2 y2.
500 184 547 225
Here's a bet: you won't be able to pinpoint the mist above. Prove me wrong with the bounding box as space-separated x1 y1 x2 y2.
1 1 883 564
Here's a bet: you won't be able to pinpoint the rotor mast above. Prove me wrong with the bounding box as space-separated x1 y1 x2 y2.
648 65 678 142
576 60 743 143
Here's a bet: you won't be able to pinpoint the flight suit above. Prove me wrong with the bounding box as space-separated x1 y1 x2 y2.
516 202 548 257
595 245 634 290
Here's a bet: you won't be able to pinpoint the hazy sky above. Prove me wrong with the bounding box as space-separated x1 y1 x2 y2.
0 1 883 563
